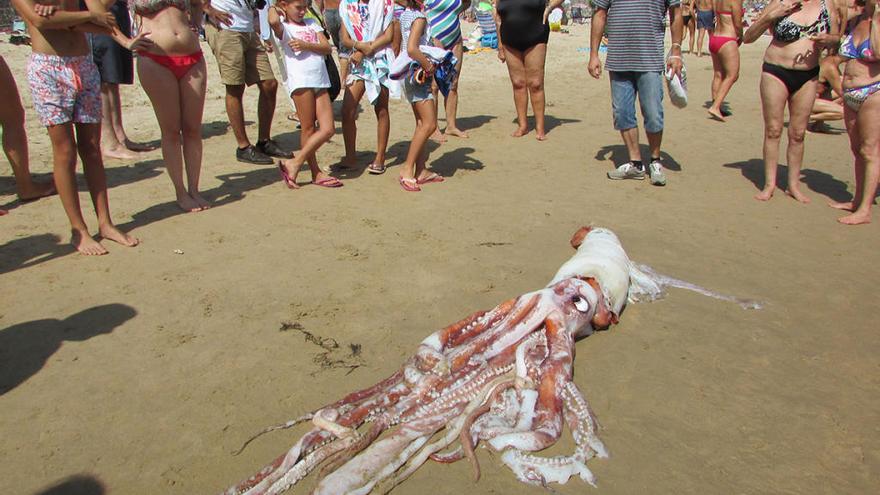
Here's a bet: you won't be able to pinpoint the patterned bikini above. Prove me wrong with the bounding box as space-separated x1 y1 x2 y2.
761 0 830 95
839 30 880 111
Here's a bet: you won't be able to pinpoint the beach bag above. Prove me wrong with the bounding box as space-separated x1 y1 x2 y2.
309 6 343 101
664 53 687 108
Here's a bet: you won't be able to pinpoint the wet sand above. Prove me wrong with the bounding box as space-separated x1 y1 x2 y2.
1 22 878 495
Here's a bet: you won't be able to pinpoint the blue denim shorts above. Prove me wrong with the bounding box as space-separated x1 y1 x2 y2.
609 71 664 133
404 79 433 104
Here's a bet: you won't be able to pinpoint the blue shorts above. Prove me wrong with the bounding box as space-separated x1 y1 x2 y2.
697 9 715 30
609 71 664 134
404 79 433 104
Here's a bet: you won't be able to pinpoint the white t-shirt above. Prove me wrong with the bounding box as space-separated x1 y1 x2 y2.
211 0 255 33
280 18 330 93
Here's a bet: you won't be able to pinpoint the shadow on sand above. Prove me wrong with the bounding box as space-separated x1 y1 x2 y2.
595 144 683 171
723 159 866 203
0 304 137 396
33 474 106 495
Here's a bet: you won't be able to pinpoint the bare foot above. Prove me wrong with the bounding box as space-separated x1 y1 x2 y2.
176 194 203 213
828 200 855 211
18 180 57 201
838 211 871 225
444 127 469 138
535 131 547 141
786 188 811 204
511 127 528 138
754 187 775 201
337 157 359 170
190 192 211 209
102 146 141 160
72 229 108 255
99 224 139 247
707 108 726 122
430 130 448 143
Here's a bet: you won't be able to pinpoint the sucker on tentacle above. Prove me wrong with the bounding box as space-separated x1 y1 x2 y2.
220 227 758 494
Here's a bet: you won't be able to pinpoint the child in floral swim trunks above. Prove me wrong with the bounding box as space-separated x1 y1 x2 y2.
11 0 150 255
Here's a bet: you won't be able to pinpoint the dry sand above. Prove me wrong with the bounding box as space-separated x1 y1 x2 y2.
1 21 878 495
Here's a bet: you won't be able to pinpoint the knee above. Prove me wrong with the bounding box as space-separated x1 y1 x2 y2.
510 77 527 91
76 140 101 161
261 79 278 94
421 118 437 135
162 125 184 145
788 127 806 143
527 77 544 93
342 102 358 121
858 140 879 162
765 124 784 140
318 125 335 141
181 122 201 141
374 105 389 119
225 85 245 99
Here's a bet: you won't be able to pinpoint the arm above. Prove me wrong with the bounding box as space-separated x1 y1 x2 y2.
363 21 394 54
268 4 284 40
587 6 607 79
871 0 880 55
732 0 744 40
190 0 204 30
543 0 564 24
12 0 112 29
493 0 505 61
667 4 684 76
743 0 786 44
407 17 434 71
204 0 234 27
295 25 332 55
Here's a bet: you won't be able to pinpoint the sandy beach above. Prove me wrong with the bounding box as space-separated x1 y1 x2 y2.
1 20 878 495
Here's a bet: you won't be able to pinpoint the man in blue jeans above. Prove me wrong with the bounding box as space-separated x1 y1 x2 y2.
588 0 684 186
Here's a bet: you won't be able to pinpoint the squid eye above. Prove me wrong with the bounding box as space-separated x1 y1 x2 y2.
572 295 590 313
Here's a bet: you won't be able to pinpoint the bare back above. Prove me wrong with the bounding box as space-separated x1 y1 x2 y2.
713 0 743 37
696 0 713 11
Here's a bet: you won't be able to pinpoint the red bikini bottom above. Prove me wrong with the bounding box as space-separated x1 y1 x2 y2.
708 35 740 55
139 51 204 80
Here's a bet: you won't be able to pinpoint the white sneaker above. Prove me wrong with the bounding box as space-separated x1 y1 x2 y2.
648 160 667 186
607 162 646 180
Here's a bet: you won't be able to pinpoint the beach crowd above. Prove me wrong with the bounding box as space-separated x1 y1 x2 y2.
2 0 878 255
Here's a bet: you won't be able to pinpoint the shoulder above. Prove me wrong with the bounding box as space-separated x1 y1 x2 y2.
591 0 611 10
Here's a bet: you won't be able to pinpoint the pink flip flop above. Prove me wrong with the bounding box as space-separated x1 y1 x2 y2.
416 173 444 185
399 176 421 192
313 176 344 188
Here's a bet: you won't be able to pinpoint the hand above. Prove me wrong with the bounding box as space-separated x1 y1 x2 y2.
356 41 374 56
766 0 802 20
666 54 683 78
497 46 506 62
809 32 838 47
90 10 118 29
350 51 364 65
207 7 234 27
543 7 551 25
588 54 602 79
127 31 154 51
263 39 274 53
289 38 305 52
33 3 56 17
420 61 435 73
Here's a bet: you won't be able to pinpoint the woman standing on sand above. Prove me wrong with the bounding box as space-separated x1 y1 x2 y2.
707 0 743 121
130 0 211 213
743 0 840 203
829 0 880 224
494 0 564 140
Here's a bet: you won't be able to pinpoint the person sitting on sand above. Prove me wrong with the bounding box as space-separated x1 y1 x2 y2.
829 0 880 224
742 0 841 203
1 54 57 207
11 0 144 254
808 64 845 131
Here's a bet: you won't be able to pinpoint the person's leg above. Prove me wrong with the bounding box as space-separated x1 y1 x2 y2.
838 93 880 224
687 18 696 53
309 90 337 183
75 122 138 247
226 84 251 148
285 89 318 179
257 78 278 143
637 71 666 184
830 104 861 211
443 40 468 138
402 97 437 181
785 79 818 203
523 43 548 140
138 56 202 212
710 50 722 103
99 83 139 159
0 57 55 200
179 58 210 208
755 72 789 200
373 87 390 167
341 80 365 167
503 46 529 137
610 72 641 163
697 28 706 57
708 42 740 121
47 123 107 254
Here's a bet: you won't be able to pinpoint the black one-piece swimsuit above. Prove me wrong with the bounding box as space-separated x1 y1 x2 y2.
497 0 550 52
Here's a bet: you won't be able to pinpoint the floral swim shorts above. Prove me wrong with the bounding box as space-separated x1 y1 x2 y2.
27 53 102 127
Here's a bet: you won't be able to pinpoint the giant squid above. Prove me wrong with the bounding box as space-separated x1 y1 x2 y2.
222 227 759 495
